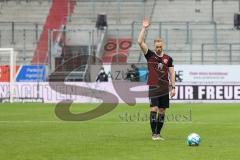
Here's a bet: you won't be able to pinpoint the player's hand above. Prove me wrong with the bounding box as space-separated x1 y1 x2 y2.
170 89 176 98
142 17 150 28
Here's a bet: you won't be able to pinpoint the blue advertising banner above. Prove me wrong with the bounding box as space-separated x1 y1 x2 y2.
16 65 46 82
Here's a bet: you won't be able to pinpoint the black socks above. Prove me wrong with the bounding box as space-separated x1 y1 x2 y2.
150 111 165 135
150 111 157 134
156 113 165 135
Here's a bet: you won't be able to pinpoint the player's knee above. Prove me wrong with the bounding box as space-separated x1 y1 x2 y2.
158 108 166 114
150 107 158 112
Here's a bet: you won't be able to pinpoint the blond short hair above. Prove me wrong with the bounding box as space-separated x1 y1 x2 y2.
154 38 163 44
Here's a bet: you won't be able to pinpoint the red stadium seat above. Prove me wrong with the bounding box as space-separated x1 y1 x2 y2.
32 0 74 64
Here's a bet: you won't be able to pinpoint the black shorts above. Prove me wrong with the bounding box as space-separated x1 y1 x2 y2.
149 86 169 108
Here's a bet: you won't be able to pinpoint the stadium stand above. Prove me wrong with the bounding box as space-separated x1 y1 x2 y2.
51 0 155 81
0 0 51 64
152 0 239 25
64 0 155 69
214 0 240 24
32 0 74 64
69 0 154 25
129 0 240 64
152 0 212 22
0 0 240 69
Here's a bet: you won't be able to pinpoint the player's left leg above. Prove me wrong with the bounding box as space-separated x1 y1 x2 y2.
150 106 158 140
156 108 166 138
155 94 169 140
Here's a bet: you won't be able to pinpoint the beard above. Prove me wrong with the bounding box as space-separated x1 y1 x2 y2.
156 49 162 55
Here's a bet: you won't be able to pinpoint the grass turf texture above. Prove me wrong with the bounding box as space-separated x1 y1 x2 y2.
0 103 240 160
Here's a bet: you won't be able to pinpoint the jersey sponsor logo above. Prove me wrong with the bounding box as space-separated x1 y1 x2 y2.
157 63 163 70
163 59 168 64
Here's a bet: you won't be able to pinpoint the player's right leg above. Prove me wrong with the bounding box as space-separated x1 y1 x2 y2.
149 86 160 140
150 106 158 140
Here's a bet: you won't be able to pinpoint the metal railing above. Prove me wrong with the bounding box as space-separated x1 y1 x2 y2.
201 43 240 64
131 21 240 64
0 22 240 65
0 22 43 45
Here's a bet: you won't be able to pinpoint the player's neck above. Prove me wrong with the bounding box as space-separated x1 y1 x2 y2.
155 51 164 57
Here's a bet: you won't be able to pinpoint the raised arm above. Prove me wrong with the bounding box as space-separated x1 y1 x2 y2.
137 18 150 54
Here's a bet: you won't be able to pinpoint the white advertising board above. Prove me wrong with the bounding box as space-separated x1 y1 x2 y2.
0 82 240 103
174 65 240 83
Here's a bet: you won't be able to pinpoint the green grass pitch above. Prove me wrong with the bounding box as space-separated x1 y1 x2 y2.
0 103 240 160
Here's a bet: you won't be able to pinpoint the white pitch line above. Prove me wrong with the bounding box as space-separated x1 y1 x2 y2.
0 121 63 123
0 121 238 125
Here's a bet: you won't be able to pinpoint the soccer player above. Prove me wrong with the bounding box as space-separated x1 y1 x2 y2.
137 18 176 141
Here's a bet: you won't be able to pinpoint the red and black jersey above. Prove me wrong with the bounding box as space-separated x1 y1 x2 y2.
144 49 174 86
